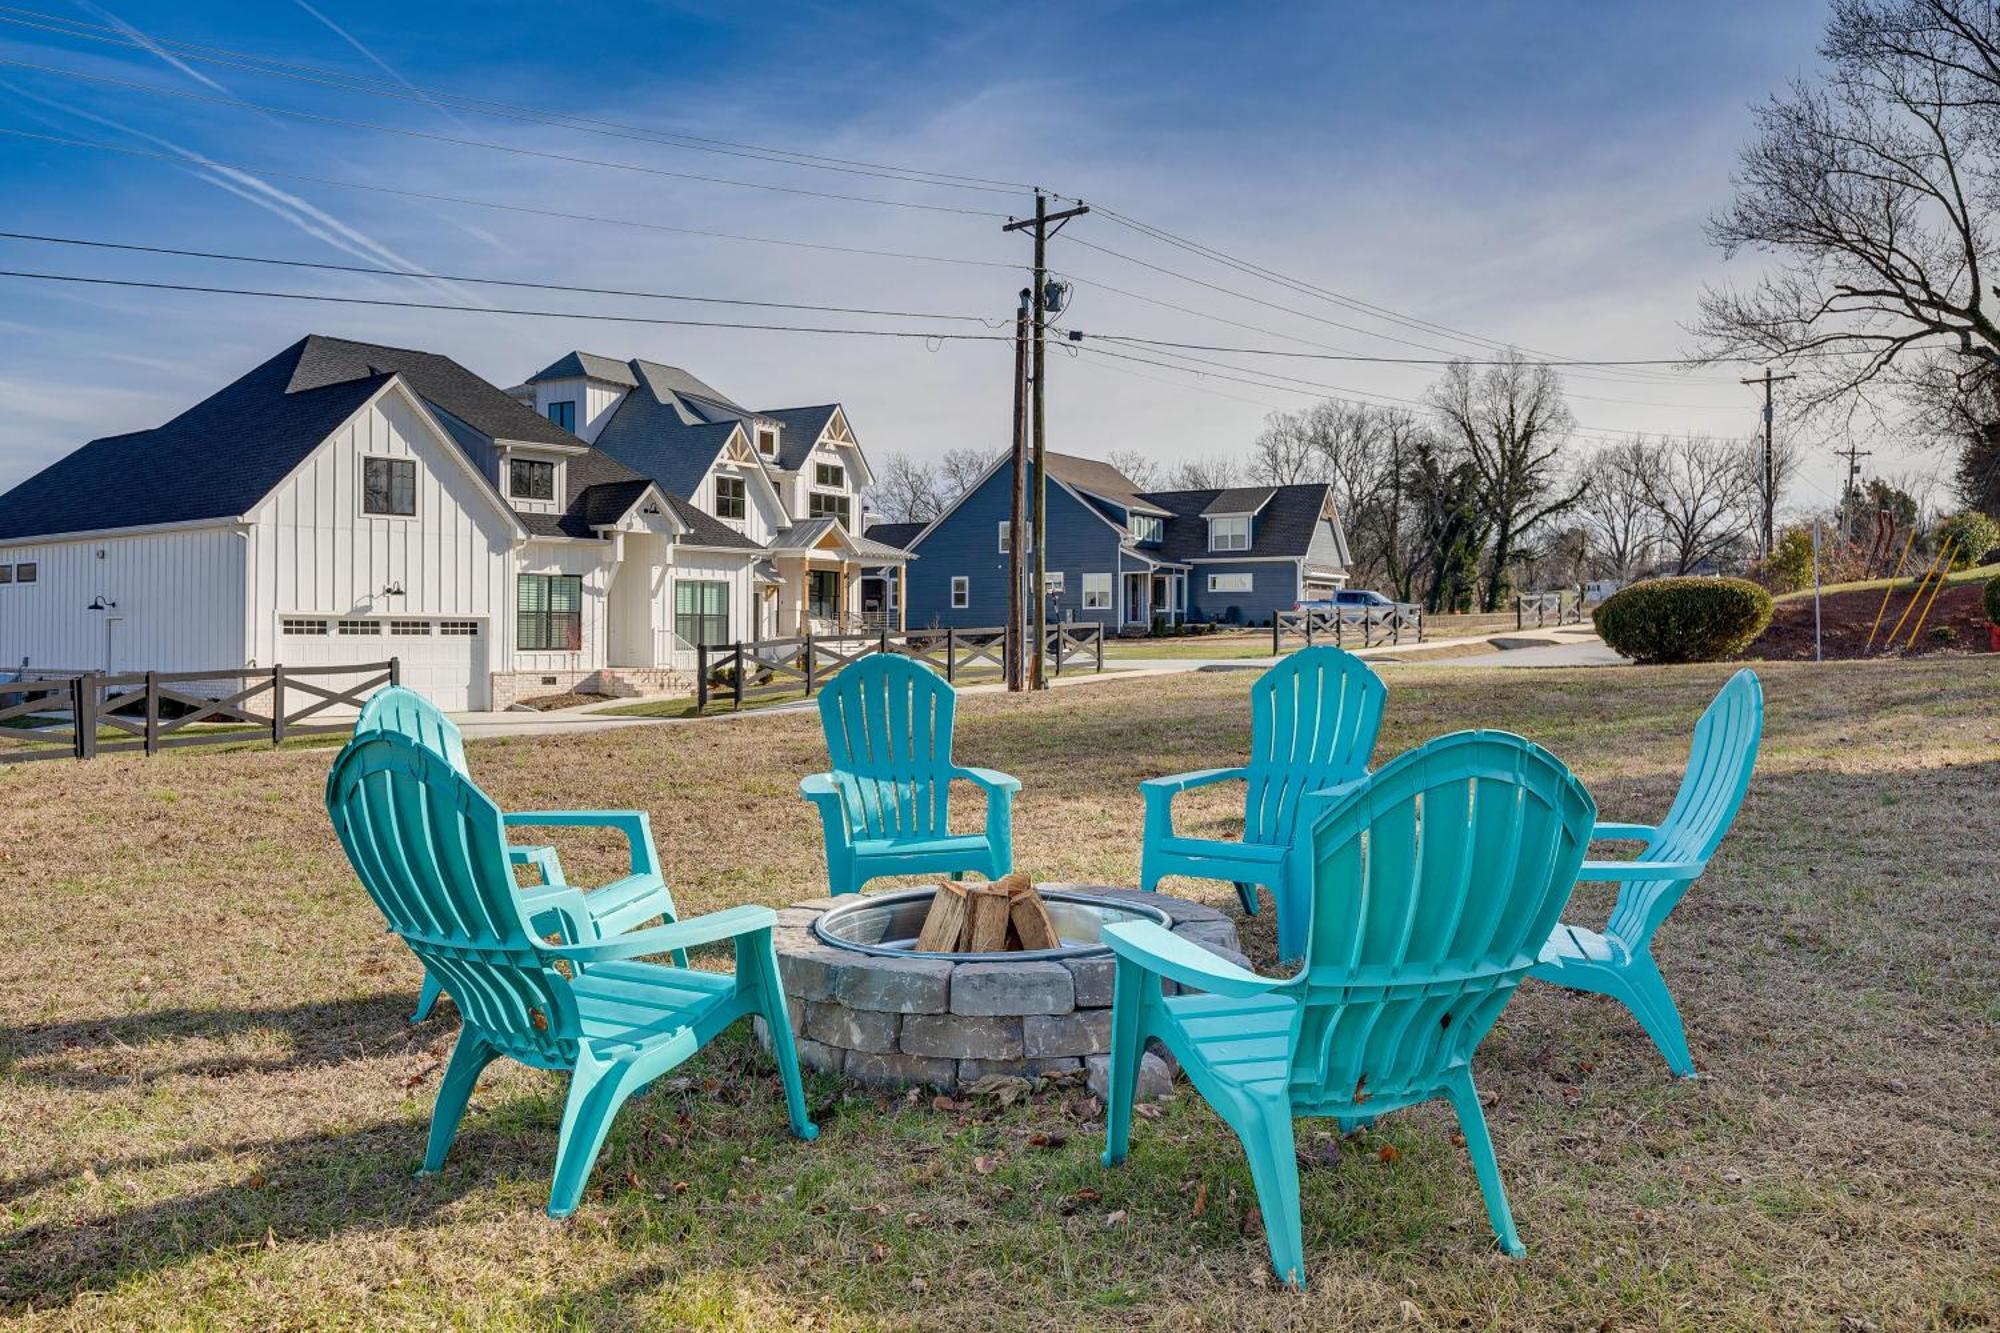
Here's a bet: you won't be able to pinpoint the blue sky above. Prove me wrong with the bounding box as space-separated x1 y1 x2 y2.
0 0 1898 510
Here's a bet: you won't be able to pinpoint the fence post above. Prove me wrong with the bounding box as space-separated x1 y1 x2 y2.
696 643 709 713
1271 617 1281 654
945 626 957 684
271 666 286 746
879 625 890 659
143 670 159 755
389 656 402 687
732 642 745 710
74 672 98 760
1094 623 1104 672
803 631 815 697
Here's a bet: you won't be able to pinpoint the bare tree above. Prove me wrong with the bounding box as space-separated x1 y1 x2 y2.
1641 436 1755 574
1247 406 1332 485
1577 439 1662 581
866 447 1000 523
1105 448 1165 490
935 447 998 501
1164 454 1246 490
1699 0 2000 447
1428 353 1584 610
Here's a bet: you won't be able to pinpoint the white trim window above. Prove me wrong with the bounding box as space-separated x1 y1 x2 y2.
1131 515 1163 544
756 425 778 457
1208 572 1253 593
507 458 557 502
1208 515 1251 552
950 575 970 609
1043 571 1064 593
1082 572 1112 609
997 521 1009 554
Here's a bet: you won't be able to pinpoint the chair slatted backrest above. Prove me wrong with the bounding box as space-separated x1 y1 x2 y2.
1243 647 1387 847
1285 731 1594 1113
816 655 955 840
355 685 470 776
326 732 579 1068
1606 669 1763 952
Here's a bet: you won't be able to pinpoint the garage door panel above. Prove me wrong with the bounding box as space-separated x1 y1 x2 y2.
279 616 484 711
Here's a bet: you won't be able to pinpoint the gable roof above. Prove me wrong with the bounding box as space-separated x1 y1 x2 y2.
590 359 756 500
1042 452 1174 517
1140 484 1336 562
665 494 761 550
293 336 580 449
756 404 841 471
863 520 924 550
1200 486 1277 517
527 350 638 387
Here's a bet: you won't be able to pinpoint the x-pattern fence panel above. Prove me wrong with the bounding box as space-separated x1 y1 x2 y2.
1273 603 1425 652
0 661 400 763
1515 592 1584 629
695 624 1099 711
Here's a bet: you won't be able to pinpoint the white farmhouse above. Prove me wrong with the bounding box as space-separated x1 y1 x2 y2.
0 335 907 710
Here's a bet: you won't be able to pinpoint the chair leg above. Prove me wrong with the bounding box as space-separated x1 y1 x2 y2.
1336 1117 1373 1134
1233 882 1261 916
1231 1093 1306 1289
421 1033 497 1174
1621 954 1695 1078
1099 962 1150 1169
1442 1067 1524 1257
547 1052 635 1218
411 969 445 1024
742 931 820 1142
1273 875 1308 965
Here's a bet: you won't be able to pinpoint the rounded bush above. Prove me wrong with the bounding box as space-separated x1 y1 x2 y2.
1593 577 1774 664
1933 509 2000 570
1984 572 2000 625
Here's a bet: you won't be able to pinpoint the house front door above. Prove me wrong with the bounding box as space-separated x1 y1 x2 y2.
1123 573 1149 625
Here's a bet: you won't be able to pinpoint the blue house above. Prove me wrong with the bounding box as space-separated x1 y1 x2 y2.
877 451 1350 631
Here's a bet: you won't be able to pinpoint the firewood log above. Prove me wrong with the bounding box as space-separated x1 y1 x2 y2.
1007 880 1062 952
914 880 971 953
965 883 1015 952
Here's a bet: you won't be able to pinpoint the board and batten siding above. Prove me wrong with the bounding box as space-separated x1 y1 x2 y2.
0 525 245 673
904 462 1124 630
529 377 626 444
662 547 760 669
242 389 518 670
515 540 610 675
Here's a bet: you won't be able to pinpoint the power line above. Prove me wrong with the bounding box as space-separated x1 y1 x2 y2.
0 128 1024 270
0 230 1001 322
0 5 1039 196
0 267 1015 341
0 57 1014 217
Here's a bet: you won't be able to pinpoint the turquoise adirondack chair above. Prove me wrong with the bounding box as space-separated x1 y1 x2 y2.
326 730 817 1217
355 686 685 1023
1139 647 1386 961
1531 668 1763 1077
1103 730 1596 1287
799 654 1019 895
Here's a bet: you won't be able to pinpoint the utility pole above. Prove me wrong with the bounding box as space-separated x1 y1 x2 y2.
1006 287 1030 691
1836 437 1872 508
1004 191 1088 689
1741 367 1796 559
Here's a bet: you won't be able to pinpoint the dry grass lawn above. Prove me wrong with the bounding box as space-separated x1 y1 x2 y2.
1 659 1996 1330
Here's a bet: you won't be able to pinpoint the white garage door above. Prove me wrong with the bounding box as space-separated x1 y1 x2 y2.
279 616 486 711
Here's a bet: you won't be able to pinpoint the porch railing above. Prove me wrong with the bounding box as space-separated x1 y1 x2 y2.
1272 604 1425 652
693 623 1103 712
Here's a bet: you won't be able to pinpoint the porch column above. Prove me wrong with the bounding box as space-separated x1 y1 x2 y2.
897 564 908 631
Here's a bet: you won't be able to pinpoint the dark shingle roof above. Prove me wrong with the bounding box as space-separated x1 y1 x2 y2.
0 334 669 544
1141 484 1334 562
666 495 761 550
527 350 638 387
757 404 840 471
864 520 924 550
1200 486 1277 517
1042 451 1174 517
591 360 753 499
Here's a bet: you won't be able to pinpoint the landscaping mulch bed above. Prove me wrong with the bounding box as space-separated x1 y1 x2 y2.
513 690 613 711
1749 580 1992 660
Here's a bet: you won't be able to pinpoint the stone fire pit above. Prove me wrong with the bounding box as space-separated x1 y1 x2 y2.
760 884 1247 1097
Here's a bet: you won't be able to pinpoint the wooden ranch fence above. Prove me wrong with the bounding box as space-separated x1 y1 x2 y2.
1272 604 1425 652
694 623 1103 712
0 660 400 764
1515 592 1584 629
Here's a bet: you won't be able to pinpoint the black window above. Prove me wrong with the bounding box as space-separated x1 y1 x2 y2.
14 562 32 583
518 573 583 651
363 457 416 516
508 458 557 501
808 491 851 528
0 565 12 585
808 570 841 619
714 475 746 520
815 462 844 489
546 400 576 431
674 579 729 647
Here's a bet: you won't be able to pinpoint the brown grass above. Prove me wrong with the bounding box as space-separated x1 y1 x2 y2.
1 659 1996 1330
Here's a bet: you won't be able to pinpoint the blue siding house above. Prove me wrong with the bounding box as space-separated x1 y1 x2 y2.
879 451 1350 630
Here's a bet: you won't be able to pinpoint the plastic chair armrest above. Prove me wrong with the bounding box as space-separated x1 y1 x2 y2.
1140 766 1248 798
502 810 660 879
1591 822 1657 842
953 766 1021 794
541 905 777 964
1576 857 1705 883
1101 920 1278 999
507 843 564 886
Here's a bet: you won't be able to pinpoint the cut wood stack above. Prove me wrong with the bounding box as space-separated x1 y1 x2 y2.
912 872 1063 953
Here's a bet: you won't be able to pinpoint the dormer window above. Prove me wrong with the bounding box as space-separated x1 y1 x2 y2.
1209 514 1251 552
714 475 746 520
815 462 845 489
1132 515 1163 544
756 426 778 456
508 459 557 501
546 400 576 432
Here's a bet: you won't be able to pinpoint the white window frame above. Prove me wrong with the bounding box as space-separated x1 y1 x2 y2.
997 522 1010 554
950 576 969 609
1208 572 1253 594
507 457 559 502
756 425 778 456
1043 571 1064 593
1208 515 1250 552
1131 515 1163 544
1082 572 1112 609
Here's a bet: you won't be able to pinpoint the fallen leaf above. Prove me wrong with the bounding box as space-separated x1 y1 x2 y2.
528 1008 548 1032
1191 1181 1208 1219
1354 1072 1372 1105
973 1155 998 1175
868 1243 888 1264
672 1181 689 1194
1135 1103 1162 1120
1028 1131 1067 1150
81 1166 99 1186
263 1227 278 1251
909 1277 928 1293
247 1172 268 1190
1240 1202 1263 1237
1104 1209 1128 1228
1074 1187 1100 1203
1377 1144 1402 1165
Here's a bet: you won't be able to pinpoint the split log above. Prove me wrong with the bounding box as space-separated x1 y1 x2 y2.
964 883 1015 952
1007 879 1062 951
914 879 971 952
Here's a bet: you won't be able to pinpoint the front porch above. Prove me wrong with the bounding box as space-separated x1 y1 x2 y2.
1118 557 1189 631
768 520 911 636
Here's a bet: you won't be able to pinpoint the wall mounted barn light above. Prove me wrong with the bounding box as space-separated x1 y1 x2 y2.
86 595 117 610
380 581 405 597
